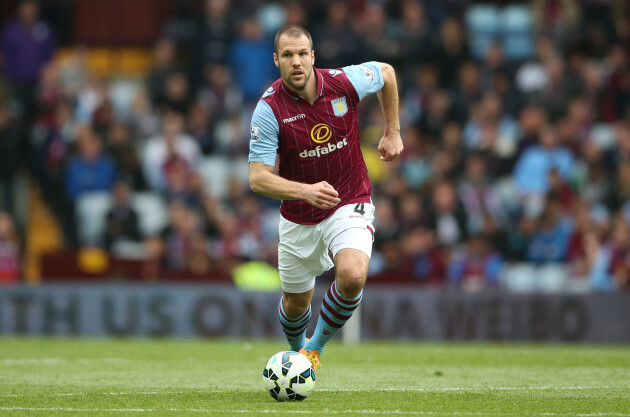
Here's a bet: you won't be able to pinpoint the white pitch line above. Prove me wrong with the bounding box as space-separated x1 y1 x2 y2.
0 407 629 416
0 386 623 398
1 358 126 365
319 386 623 392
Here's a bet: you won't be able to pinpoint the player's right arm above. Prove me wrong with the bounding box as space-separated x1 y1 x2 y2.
249 162 340 209
248 99 340 210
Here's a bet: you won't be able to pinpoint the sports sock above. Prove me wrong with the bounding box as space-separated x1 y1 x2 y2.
304 281 362 354
278 300 311 352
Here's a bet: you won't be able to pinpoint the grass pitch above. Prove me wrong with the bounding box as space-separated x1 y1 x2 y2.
0 339 628 416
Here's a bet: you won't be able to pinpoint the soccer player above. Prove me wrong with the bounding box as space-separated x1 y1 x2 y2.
248 25 403 370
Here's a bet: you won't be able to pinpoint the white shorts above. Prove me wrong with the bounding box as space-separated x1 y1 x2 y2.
278 202 376 293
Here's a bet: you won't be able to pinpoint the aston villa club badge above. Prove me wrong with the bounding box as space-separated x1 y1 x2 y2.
331 97 348 117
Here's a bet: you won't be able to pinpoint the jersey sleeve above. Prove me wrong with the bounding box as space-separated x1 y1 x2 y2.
342 61 385 101
248 100 279 166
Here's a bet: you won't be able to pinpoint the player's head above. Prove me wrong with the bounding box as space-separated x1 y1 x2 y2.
273 25 315 93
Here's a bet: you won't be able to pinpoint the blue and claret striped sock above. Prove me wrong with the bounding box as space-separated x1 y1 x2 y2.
304 281 362 354
278 300 312 352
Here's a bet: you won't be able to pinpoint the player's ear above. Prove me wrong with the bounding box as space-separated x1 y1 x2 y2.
273 53 279 68
311 50 315 65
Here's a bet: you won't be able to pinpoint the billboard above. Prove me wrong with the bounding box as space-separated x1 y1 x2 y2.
0 284 628 342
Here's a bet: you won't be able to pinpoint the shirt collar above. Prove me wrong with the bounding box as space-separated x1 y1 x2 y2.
281 67 325 101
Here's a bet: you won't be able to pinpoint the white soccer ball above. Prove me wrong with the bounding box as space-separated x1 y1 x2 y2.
262 351 316 401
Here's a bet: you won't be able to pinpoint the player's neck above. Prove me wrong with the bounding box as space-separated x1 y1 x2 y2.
284 74 318 105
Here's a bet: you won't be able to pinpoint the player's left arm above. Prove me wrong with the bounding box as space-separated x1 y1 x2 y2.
376 62 403 162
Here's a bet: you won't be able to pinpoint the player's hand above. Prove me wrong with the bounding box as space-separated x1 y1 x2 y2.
303 181 340 210
378 132 404 162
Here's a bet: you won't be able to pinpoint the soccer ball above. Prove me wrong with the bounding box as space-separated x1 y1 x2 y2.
262 351 316 401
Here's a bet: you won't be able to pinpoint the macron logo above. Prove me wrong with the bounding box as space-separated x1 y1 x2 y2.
299 138 348 158
283 114 306 123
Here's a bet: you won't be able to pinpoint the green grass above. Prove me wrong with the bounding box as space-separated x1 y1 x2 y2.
0 339 629 416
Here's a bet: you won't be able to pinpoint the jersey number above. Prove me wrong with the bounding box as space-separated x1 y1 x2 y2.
354 203 365 215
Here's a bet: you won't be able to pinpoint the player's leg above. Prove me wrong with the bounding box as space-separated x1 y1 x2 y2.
277 216 333 352
303 244 370 357
303 202 374 360
278 288 314 352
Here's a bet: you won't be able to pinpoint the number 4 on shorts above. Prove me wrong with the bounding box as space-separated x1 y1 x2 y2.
354 203 365 215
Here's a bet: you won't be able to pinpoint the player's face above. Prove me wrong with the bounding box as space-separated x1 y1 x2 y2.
274 34 315 93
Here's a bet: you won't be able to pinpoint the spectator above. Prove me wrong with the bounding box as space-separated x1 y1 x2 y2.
162 146 194 204
433 17 470 89
583 230 615 291
448 234 503 291
452 62 482 123
356 2 404 68
228 15 276 104
161 199 203 271
531 0 581 44
505 213 537 262
608 214 630 291
403 227 446 286
105 122 147 191
399 127 433 191
284 1 307 28
0 105 20 216
104 180 141 251
191 0 236 86
399 0 432 76
143 111 200 191
1 0 56 145
311 0 361 69
146 38 180 108
198 63 243 121
187 102 215 156
416 90 454 143
127 90 160 139
462 91 520 176
527 196 572 263
64 128 117 201
458 153 506 235
513 125 574 213
160 72 193 115
425 180 468 247
0 212 21 284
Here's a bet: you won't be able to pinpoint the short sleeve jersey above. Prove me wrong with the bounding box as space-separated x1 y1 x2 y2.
249 62 384 225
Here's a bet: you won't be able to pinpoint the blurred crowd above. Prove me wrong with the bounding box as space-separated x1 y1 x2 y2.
1 0 630 292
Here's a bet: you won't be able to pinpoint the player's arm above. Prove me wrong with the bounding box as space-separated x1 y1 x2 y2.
249 162 340 209
376 62 403 162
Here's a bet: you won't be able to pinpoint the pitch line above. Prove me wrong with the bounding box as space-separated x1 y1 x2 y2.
1 407 630 416
1 358 125 365
0 386 621 397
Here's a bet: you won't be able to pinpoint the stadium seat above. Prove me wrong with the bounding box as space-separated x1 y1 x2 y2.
501 263 537 293
589 123 617 150
500 5 534 60
76 192 112 246
465 5 500 59
76 191 167 246
198 156 250 199
132 192 167 237
537 264 569 293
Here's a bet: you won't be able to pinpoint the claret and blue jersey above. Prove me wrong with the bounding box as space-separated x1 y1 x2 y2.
249 61 385 225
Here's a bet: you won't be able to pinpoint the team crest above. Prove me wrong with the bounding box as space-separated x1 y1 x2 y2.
331 97 347 117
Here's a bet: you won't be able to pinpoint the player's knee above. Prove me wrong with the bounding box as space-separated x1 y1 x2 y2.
283 294 310 318
335 267 366 298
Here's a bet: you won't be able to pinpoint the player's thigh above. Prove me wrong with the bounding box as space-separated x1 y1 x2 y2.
278 216 334 293
321 202 375 260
